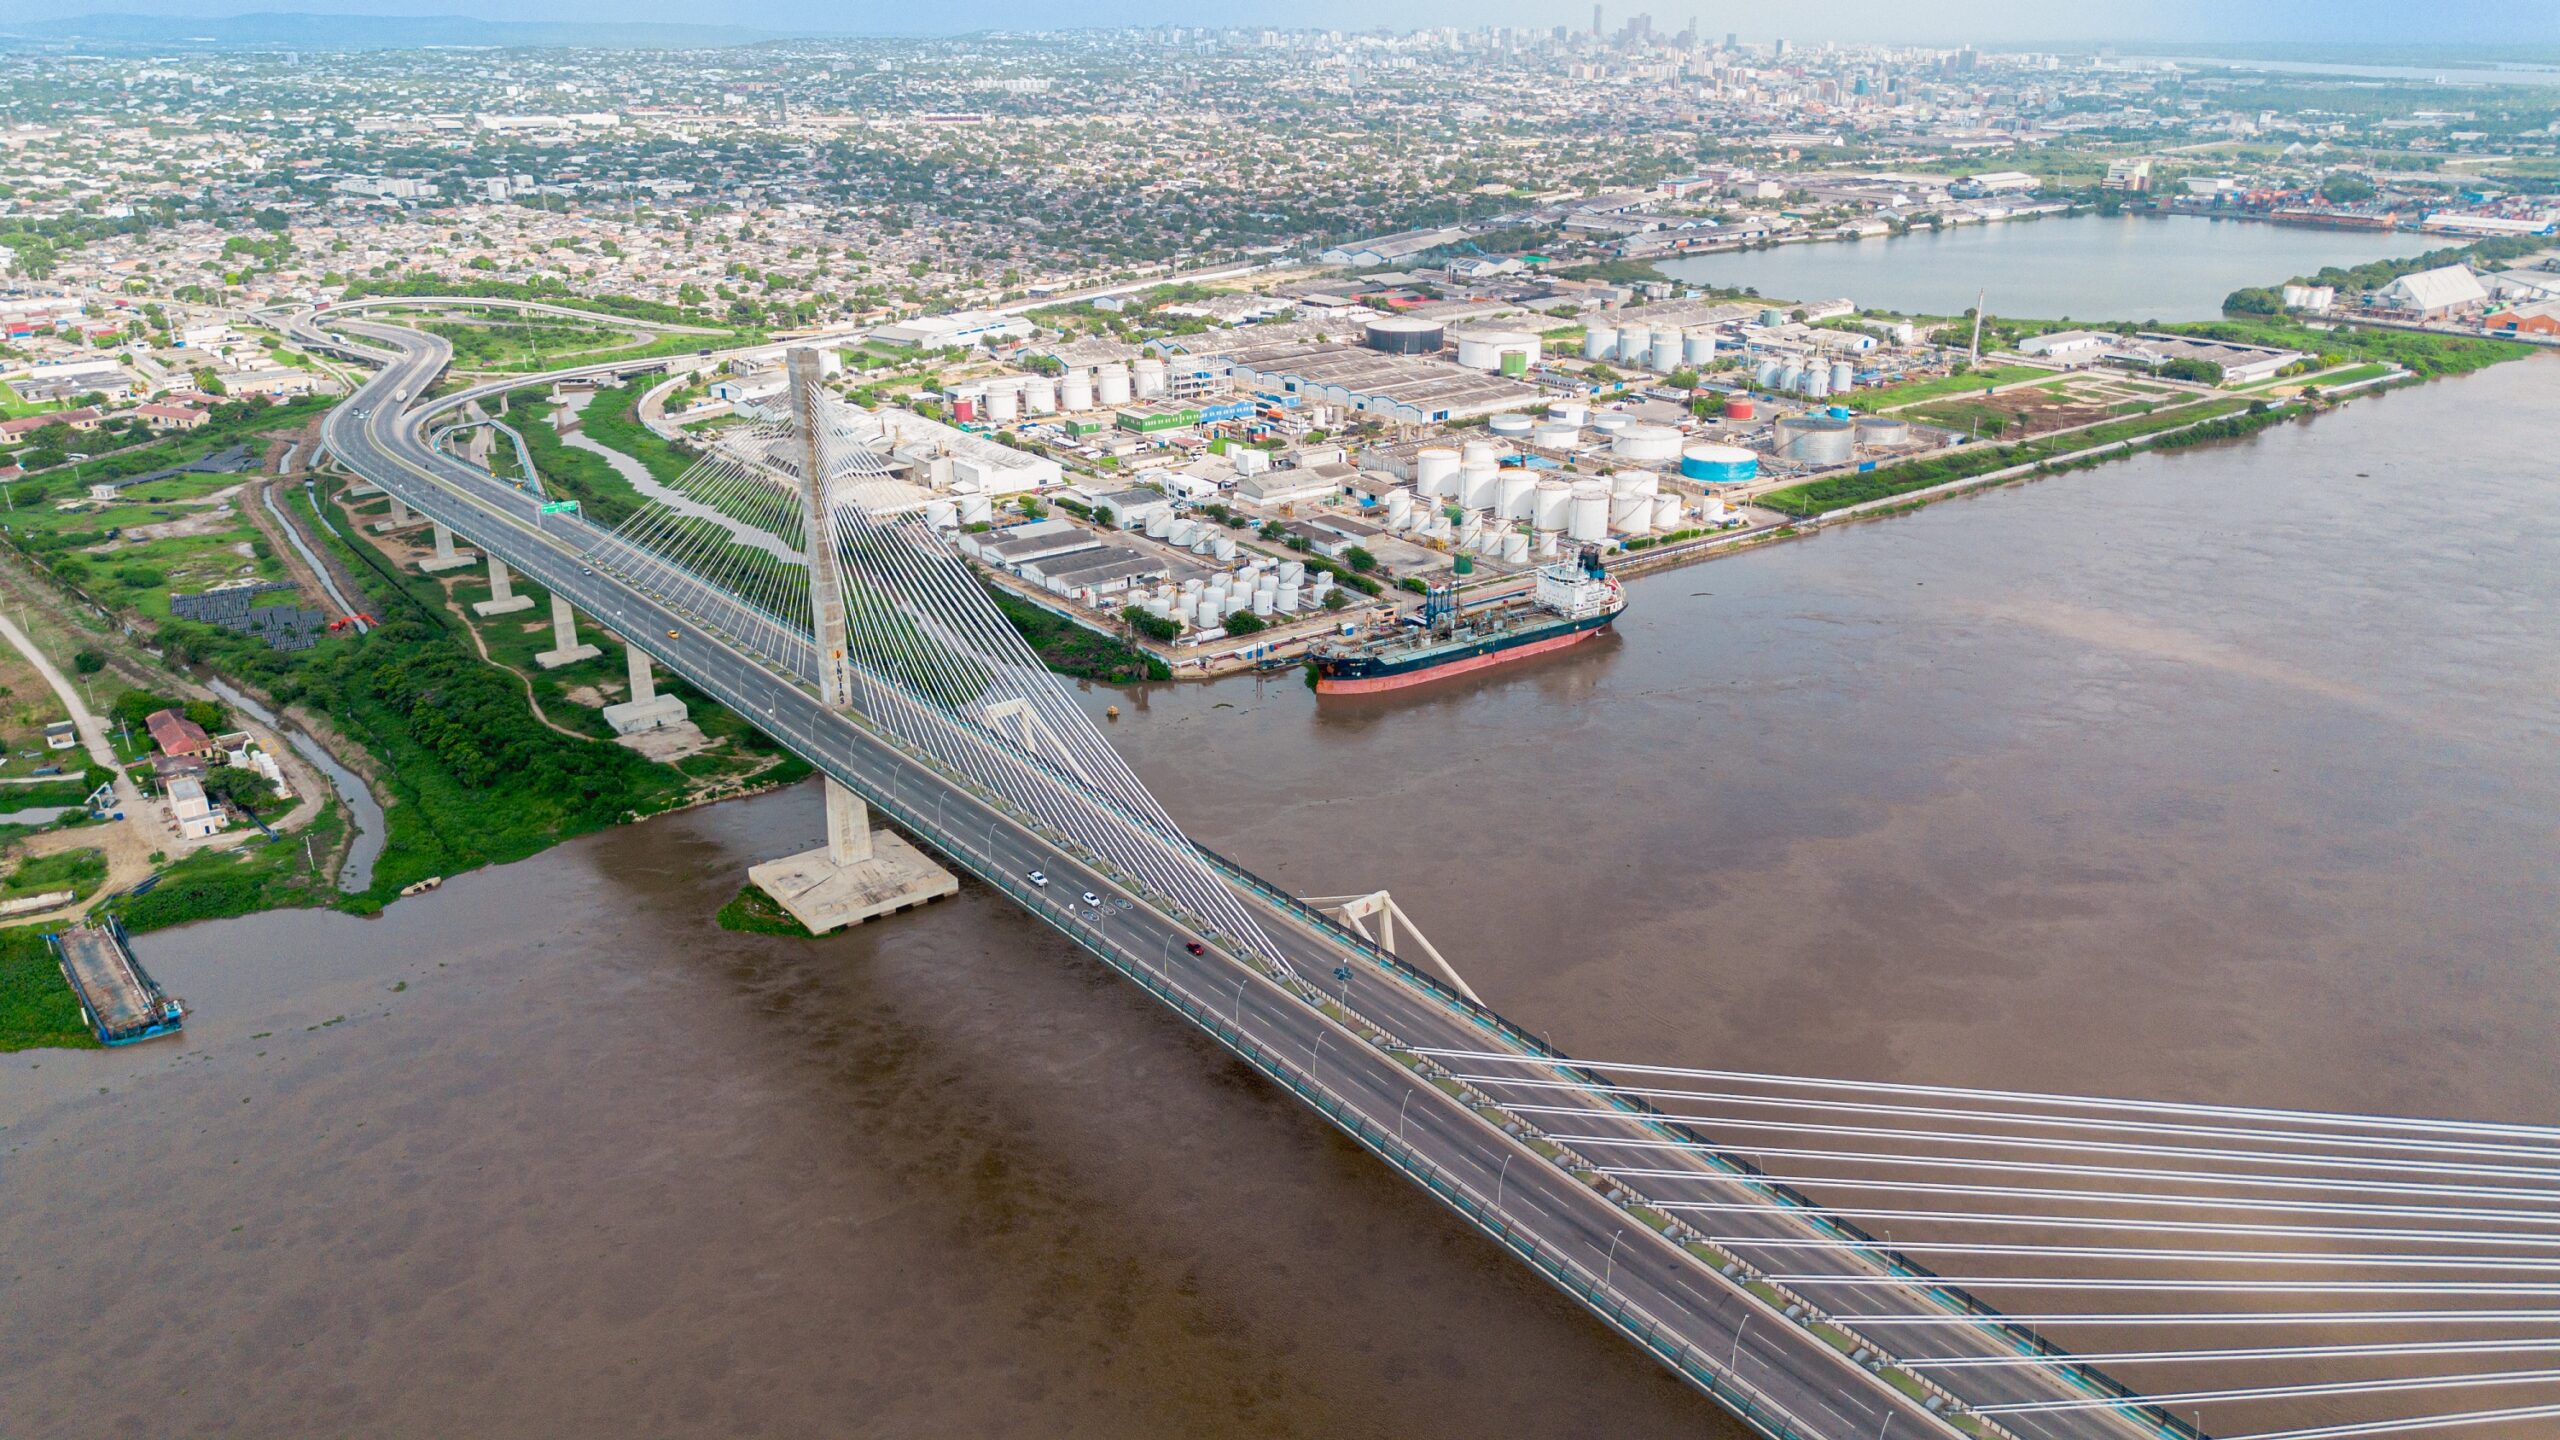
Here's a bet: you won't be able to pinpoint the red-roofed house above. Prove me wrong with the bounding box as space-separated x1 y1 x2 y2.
0 407 102 441
135 404 209 432
145 708 215 759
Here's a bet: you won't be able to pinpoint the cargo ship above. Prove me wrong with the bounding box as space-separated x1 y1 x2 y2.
1309 546 1624 695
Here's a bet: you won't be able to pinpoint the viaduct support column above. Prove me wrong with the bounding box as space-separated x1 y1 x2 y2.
602 635 689 735
472 555 534 617
534 593 600 669
374 495 416 531
747 345 953 936
419 521 477 573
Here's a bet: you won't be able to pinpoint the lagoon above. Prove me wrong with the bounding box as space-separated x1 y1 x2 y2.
1657 212 2430 321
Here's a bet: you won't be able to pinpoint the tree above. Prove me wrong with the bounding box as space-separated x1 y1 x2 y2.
2223 286 2285 317
1343 546 1378 574
2320 174 2378 205
1221 609 1266 635
71 650 104 675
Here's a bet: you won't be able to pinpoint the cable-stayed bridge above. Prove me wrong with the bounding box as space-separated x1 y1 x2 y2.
302 312 2560 1440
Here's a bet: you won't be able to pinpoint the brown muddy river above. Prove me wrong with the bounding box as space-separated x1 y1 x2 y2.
6 356 2554 1438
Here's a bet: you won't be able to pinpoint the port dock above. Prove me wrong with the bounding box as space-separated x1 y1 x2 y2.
48 919 185 1046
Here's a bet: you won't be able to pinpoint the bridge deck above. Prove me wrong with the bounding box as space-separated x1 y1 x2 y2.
309 313 2177 1440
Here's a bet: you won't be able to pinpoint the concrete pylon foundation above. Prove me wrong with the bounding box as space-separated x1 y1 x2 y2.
602 637 689 734
372 495 417 531
419 521 478 574
472 555 534 617
534 593 601 669
748 778 956 935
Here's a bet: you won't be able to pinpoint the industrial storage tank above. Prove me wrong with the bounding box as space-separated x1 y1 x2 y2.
1547 399 1590 427
1611 423 1684 465
1649 330 1684 373
1726 397 1759 421
1803 368 1831 400
985 386 1020 422
1461 440 1506 468
1755 359 1786 390
1775 415 1856 466
1488 413 1534 441
1497 472 1539 520
1891 322 1918 347
1855 416 1912 448
1366 315 1446 355
1567 481 1612 543
1384 489 1414 528
1533 478 1574 530
1684 329 1719 367
1166 519 1200 548
1144 508 1175 538
959 493 995 525
1211 534 1238 562
1277 559 1306 586
1415 447 1461 499
1021 376 1056 414
1652 492 1684 530
1276 581 1301 613
1591 413 1629 436
1609 470 1659 500
1459 462 1502 510
1775 363 1803 394
1454 329 1541 376
925 499 958 529
1500 531 1530 563
1680 443 1760 484
1530 421 1581 451
1701 494 1730 523
1609 490 1654 536
1060 370 1095 411
1760 307 1790 327
1133 356 1168 398
1830 361 1856 394
1582 326 1619 363
1095 363 1132 407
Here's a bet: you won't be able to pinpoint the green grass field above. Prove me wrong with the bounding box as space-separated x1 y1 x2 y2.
1846 364 2051 413
0 924 94 1050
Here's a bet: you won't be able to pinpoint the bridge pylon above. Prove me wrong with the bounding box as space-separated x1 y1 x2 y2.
745 346 957 935
1304 890 1481 1003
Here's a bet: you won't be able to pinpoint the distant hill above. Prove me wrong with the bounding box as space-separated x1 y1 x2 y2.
1 10 776 50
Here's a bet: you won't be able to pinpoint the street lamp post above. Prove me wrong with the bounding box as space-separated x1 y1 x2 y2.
1605 1227 1626 1290
1496 1151 1513 1211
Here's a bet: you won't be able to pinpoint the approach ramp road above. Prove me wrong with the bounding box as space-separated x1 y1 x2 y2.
319 318 2169 1440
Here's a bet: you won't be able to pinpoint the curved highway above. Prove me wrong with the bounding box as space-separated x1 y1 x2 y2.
315 316 2176 1440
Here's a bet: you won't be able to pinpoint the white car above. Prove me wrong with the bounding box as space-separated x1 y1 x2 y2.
1027 870 1049 887
1080 891 1102 908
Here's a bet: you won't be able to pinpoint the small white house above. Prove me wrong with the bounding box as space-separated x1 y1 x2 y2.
2020 330 2112 360
168 775 223 840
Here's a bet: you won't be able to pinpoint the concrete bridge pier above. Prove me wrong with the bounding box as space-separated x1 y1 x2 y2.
533 594 601 669
419 521 478 574
471 555 535 617
602 637 689 734
372 494 417 531
747 777 956 936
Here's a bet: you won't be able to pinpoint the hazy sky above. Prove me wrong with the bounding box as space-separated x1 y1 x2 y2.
5 0 2530 47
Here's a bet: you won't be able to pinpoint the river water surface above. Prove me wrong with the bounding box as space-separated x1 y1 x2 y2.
5 357 2554 1438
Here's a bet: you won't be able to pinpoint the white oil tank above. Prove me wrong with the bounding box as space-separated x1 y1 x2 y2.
925 499 958 529
1459 462 1502 510
1384 489 1414 528
1701 494 1730 523
1531 421 1581 450
985 386 1020 422
1610 491 1654 535
1804 368 1831 400
1537 530 1560 558
1145 509 1175 538
1461 440 1505 468
1830 361 1856 394
1060 370 1095 411
959 493 994 525
1277 558 1306 585
1212 534 1238 562
1652 492 1684 530
1610 470 1659 499
1548 399 1590 427
1166 519 1199 547
1095 363 1132 407
1021 376 1056 414
1500 530 1531 563
1591 413 1629 436
1583 326 1619 362
1684 330 1719 367
1533 478 1574 530
1755 359 1786 390
1649 329 1684 373
1567 481 1612 542
1133 356 1167 398
1612 424 1683 465
1415 447 1461 498
1276 581 1301 613
1488 413 1534 440
1497 472 1539 519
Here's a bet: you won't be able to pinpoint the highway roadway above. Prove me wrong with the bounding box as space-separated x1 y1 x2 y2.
313 315 2180 1440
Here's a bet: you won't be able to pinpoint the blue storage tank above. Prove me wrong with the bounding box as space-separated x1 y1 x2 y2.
1680 443 1760 484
